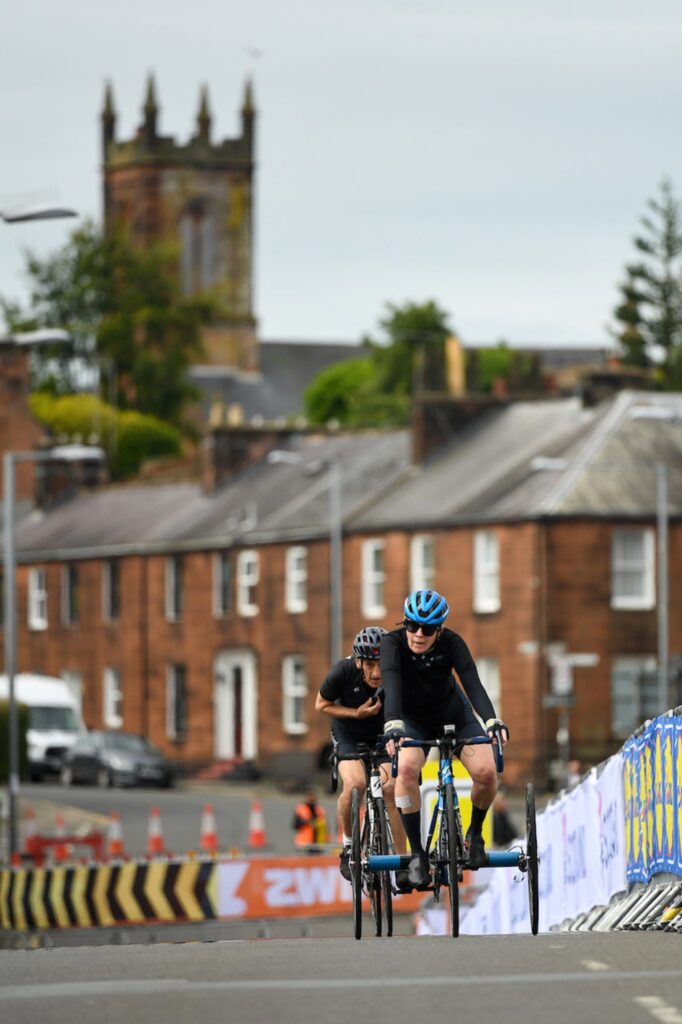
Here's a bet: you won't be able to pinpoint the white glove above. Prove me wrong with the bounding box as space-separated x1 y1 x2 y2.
383 719 406 741
485 718 509 742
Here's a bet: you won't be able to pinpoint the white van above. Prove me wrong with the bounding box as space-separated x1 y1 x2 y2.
0 673 85 781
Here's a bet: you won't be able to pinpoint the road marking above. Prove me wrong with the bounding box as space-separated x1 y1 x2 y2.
635 996 682 1023
3 970 682 1001
581 960 609 971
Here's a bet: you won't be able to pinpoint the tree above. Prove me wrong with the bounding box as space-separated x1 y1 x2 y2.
617 179 682 385
610 268 648 368
0 221 211 427
304 300 453 427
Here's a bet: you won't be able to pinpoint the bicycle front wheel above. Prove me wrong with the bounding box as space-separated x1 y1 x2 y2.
443 781 461 937
375 797 393 937
351 788 363 940
526 782 539 935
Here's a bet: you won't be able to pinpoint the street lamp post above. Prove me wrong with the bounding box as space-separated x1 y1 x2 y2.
3 445 104 861
266 449 343 665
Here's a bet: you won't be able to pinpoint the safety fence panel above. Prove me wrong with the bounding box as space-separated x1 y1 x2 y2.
0 855 423 932
624 715 682 883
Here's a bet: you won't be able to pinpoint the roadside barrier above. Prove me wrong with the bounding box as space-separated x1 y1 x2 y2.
199 804 219 855
247 800 268 849
146 807 165 858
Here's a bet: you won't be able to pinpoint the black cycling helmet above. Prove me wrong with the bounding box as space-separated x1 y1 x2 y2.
352 626 387 660
403 589 449 625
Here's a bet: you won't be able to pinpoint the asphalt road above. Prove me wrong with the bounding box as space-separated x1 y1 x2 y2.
17 780 341 858
2 931 681 1024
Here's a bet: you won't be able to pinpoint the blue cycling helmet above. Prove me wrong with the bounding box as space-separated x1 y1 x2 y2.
403 589 449 625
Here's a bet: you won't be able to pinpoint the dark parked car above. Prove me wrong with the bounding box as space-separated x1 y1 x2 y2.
59 731 174 789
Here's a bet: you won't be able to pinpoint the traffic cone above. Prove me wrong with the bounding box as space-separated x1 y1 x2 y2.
247 799 267 849
23 807 38 857
107 812 126 859
146 806 165 858
199 803 219 855
53 814 70 863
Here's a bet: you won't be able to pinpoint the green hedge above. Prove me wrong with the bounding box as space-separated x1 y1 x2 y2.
0 700 29 784
29 392 182 479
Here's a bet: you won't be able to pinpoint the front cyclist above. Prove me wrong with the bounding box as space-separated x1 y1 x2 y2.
381 589 508 888
315 626 408 884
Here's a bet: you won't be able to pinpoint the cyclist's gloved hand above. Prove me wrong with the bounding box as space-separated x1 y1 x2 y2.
485 718 510 743
383 719 406 743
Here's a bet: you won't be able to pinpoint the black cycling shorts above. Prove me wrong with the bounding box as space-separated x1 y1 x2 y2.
331 721 390 763
402 691 485 750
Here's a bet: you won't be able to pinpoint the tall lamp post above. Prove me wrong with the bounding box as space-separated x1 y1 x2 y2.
3 444 104 862
266 449 343 665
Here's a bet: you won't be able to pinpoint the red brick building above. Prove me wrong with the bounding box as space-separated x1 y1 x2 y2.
3 389 681 789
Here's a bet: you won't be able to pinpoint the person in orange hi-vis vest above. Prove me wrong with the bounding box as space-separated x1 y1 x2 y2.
291 790 328 853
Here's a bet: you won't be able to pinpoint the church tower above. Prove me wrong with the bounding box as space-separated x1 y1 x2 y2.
101 76 257 371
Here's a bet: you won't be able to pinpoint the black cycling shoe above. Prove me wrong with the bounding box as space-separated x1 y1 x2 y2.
339 847 351 882
395 869 412 892
407 853 431 890
465 833 487 869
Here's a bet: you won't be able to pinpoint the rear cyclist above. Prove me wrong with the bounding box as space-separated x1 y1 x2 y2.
315 626 408 883
382 589 508 888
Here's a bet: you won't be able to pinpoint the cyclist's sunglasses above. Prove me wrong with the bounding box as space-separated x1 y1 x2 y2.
403 619 439 636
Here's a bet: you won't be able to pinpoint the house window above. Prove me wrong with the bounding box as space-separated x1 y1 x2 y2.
62 670 83 718
237 550 259 616
473 531 500 613
282 655 308 734
102 560 121 622
477 658 501 719
611 656 658 738
165 556 184 621
28 568 48 630
285 546 308 613
362 540 386 618
410 535 435 592
103 667 123 728
611 529 655 610
61 565 79 626
166 664 188 741
212 551 232 617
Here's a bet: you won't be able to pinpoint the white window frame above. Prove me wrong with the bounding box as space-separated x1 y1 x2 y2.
282 654 308 735
362 539 386 618
237 550 259 616
477 657 501 720
61 670 83 718
61 564 79 627
212 551 231 617
28 567 48 631
285 546 308 614
611 655 657 739
410 534 435 592
165 555 184 622
166 663 187 742
611 528 655 610
473 530 500 614
103 667 123 728
102 559 121 622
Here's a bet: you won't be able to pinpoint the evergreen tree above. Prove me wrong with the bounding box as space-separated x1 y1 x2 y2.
611 268 649 368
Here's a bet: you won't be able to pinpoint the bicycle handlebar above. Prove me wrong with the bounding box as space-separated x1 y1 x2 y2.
389 729 504 778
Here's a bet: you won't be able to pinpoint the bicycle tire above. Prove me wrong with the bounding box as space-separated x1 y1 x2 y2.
526 782 539 935
375 797 393 937
368 806 382 937
443 781 461 937
351 788 363 940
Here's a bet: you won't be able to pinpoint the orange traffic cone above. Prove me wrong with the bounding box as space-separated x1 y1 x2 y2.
200 803 219 855
107 812 126 859
146 806 165 858
247 799 267 849
53 814 70 863
23 807 38 858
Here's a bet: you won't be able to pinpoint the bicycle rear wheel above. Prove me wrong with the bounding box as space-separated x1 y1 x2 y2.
526 782 539 935
443 782 461 937
351 788 363 940
375 797 393 937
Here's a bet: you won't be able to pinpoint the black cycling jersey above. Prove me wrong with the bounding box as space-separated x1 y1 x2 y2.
381 627 496 725
319 657 384 741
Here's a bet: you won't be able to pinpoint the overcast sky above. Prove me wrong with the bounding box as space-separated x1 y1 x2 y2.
2 1 682 347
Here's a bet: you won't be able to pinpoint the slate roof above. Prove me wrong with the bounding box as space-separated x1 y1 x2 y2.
10 390 682 562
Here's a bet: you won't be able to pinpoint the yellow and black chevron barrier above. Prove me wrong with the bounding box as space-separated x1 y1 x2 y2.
0 860 218 932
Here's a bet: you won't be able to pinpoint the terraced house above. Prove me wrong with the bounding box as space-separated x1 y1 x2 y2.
2 387 681 788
